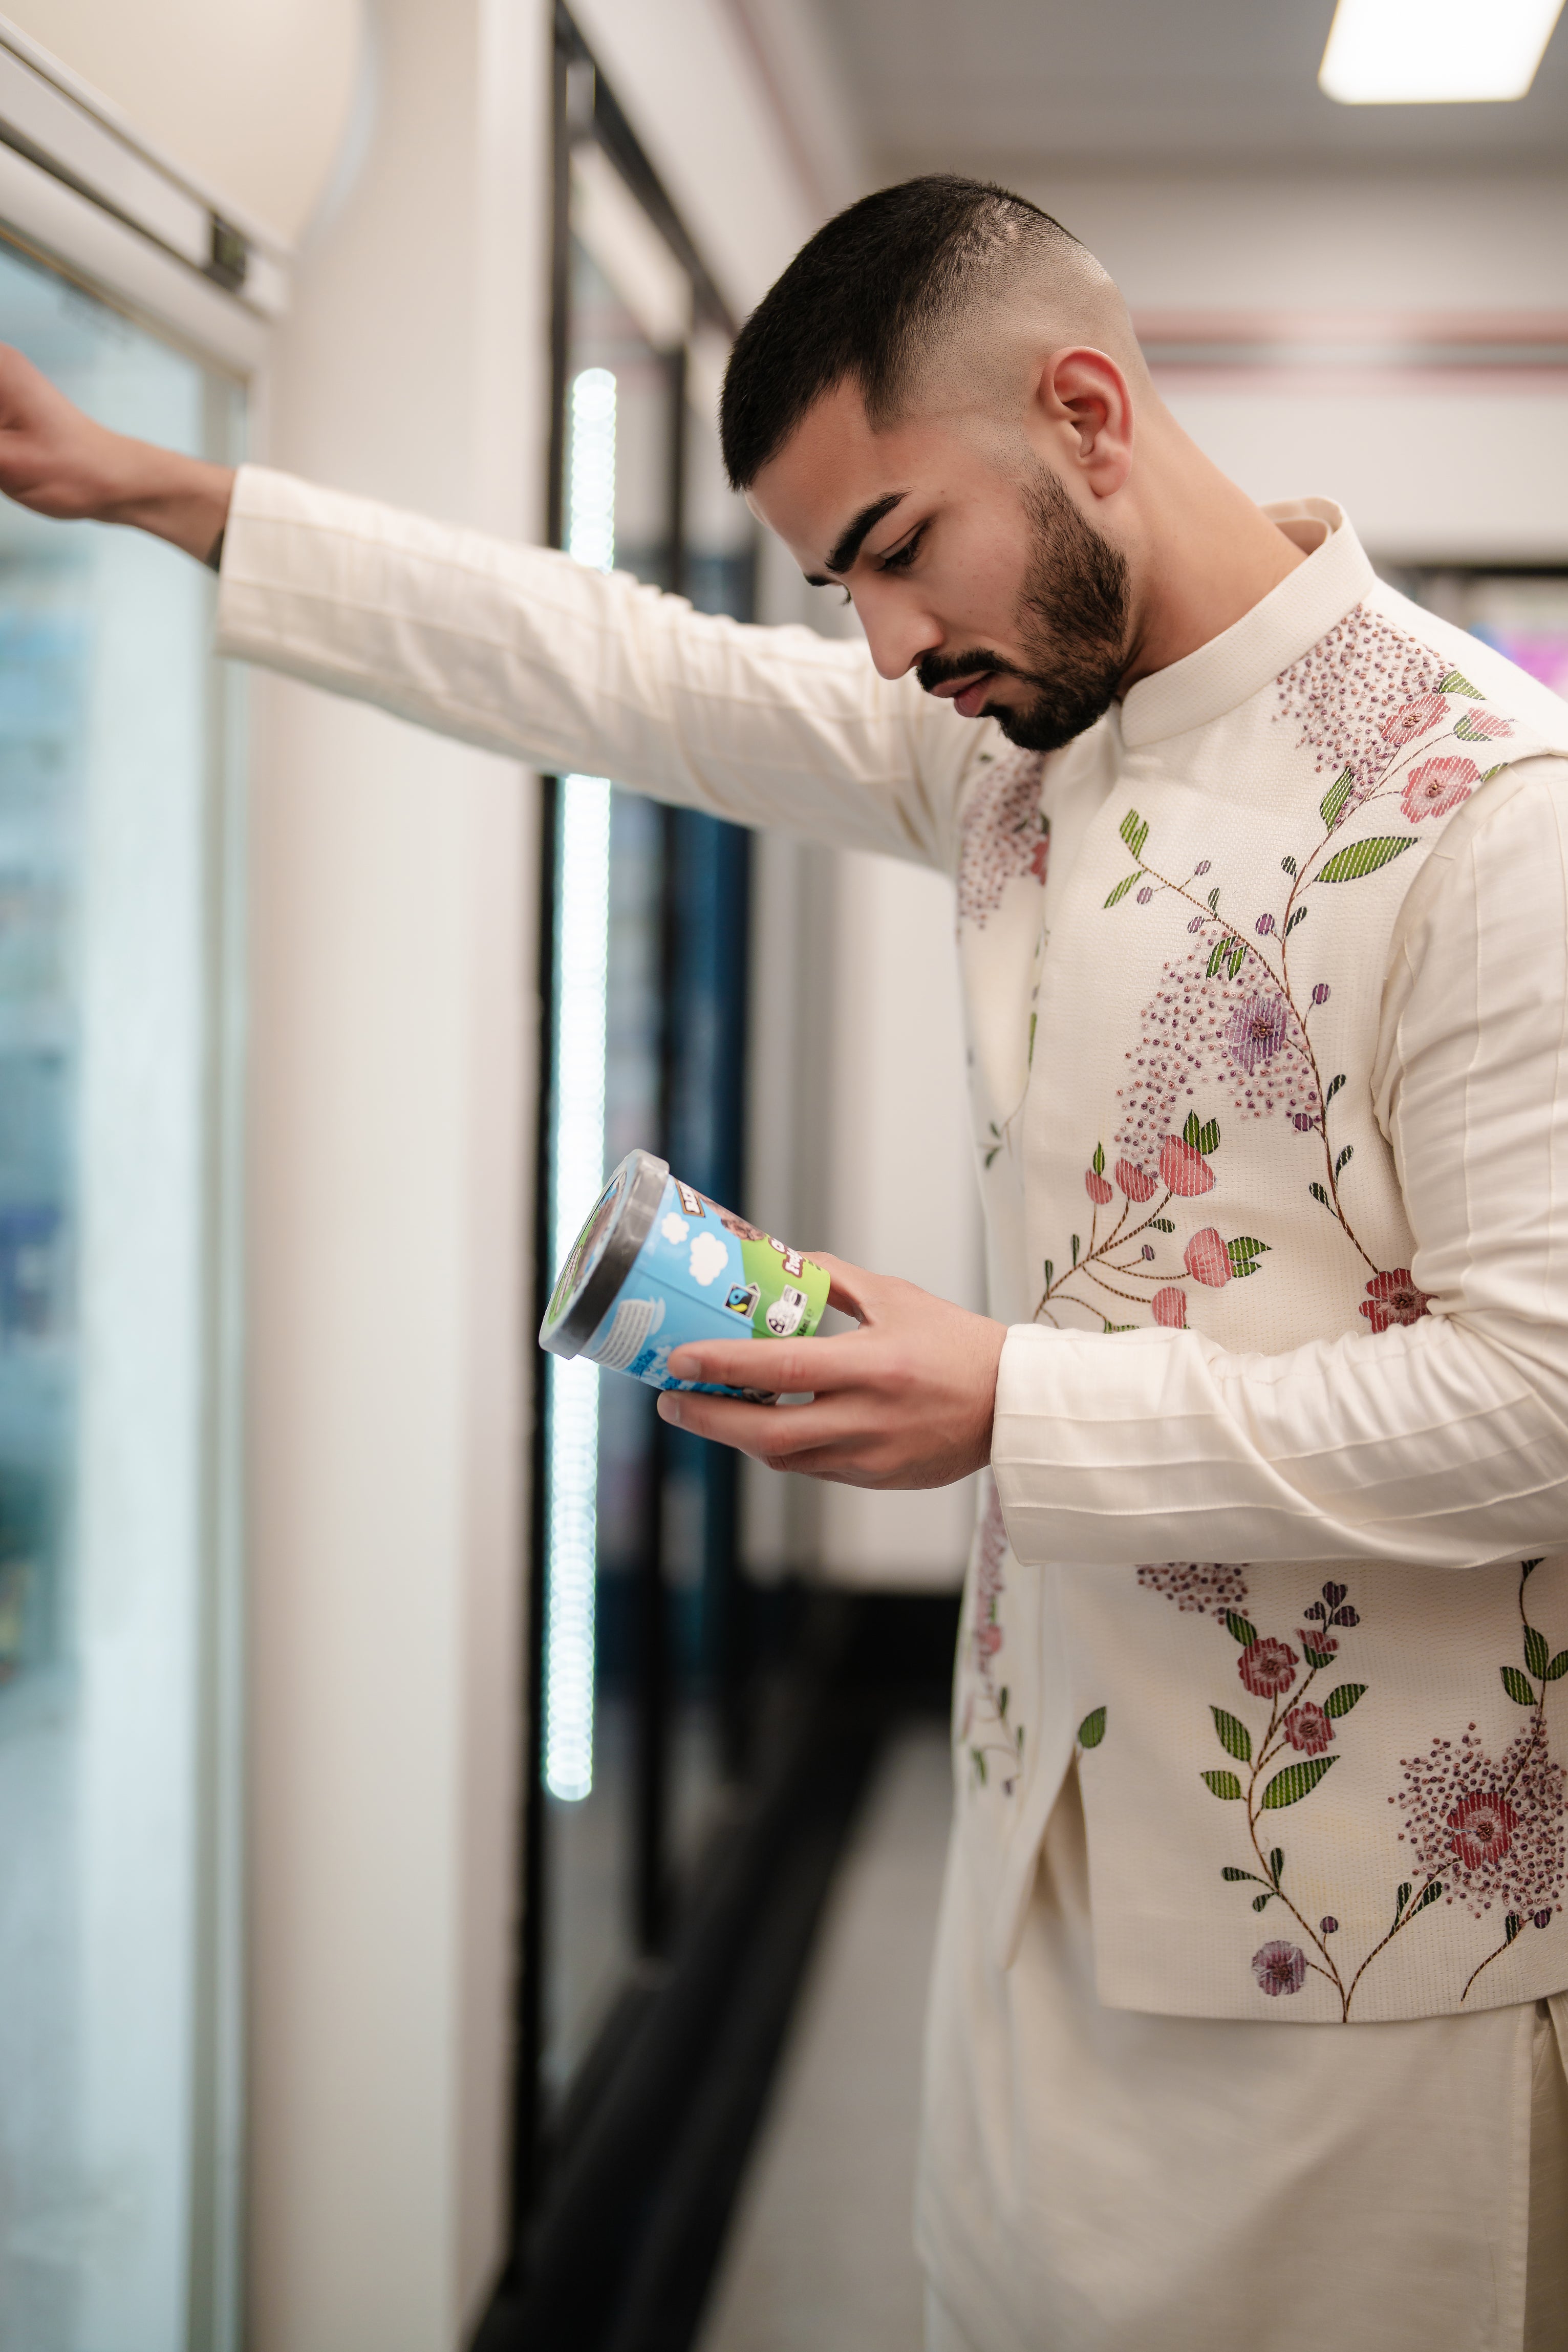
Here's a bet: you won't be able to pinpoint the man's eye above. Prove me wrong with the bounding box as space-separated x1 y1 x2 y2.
877 527 925 575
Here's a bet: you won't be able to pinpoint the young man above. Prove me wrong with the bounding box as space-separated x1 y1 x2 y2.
4 177 1567 2349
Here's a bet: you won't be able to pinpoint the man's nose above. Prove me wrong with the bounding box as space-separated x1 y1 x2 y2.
854 584 943 683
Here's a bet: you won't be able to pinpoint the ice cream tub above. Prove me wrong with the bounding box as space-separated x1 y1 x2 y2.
539 1147 830 1395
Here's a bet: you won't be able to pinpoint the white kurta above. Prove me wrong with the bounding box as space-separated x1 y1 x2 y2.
207 466 1568 2346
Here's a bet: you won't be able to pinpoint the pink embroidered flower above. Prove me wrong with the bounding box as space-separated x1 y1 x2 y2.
1447 1789 1519 1872
1152 1287 1187 1329
1028 833 1050 883
1402 756 1478 823
1184 1228 1230 1288
1283 1702 1335 1757
974 1621 1003 1658
1359 1270 1431 1332
1085 1168 1113 1205
1238 1636 1298 1699
1115 1158 1157 1203
1252 1940 1307 1997
1455 708 1513 742
1297 1626 1338 1658
1222 993 1290 1076
1158 1135 1216 1196
1379 693 1448 747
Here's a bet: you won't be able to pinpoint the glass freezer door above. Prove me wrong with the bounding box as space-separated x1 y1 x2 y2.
0 240 242 2348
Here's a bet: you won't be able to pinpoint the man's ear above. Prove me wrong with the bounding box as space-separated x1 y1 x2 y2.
1034 347 1133 501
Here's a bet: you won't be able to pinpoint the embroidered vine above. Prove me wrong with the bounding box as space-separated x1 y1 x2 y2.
959 1482 1024 1794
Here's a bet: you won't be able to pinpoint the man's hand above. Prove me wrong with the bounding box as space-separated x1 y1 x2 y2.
658 1252 1006 1489
0 343 234 560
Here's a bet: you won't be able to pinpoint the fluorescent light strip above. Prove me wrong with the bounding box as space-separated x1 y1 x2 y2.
544 368 617 1805
1320 0 1566 103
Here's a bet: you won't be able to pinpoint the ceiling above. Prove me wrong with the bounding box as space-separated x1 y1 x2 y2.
814 0 1568 174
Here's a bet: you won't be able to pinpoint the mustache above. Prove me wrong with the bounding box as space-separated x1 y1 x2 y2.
916 648 1035 695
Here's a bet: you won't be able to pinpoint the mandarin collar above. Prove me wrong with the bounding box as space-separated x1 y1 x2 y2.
1118 498 1378 752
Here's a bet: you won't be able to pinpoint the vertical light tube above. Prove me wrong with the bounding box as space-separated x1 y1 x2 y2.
544 368 617 1804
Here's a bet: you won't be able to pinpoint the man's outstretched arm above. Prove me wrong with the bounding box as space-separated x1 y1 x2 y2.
0 346 983 872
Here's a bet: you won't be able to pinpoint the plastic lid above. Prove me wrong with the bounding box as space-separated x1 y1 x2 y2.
539 1147 669 1360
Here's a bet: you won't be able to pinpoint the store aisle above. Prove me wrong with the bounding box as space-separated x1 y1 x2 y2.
696 1721 954 2352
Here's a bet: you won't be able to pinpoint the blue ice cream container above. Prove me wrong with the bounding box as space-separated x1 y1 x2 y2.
539 1148 830 1395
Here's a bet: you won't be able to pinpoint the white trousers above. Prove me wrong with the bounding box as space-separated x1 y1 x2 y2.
917 1764 1568 2352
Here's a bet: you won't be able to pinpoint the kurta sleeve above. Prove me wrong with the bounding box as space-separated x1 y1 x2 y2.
992 756 1568 1573
213 463 979 871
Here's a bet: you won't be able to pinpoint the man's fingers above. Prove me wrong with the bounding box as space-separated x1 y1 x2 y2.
664 1327 873 1392
657 1388 851 1459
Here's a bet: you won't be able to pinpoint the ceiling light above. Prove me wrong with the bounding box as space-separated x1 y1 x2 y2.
1320 0 1565 102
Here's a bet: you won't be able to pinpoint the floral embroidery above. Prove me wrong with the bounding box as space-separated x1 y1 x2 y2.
1359 1269 1431 1331
1395 1560 1567 2003
1272 604 1495 824
960 1480 1025 1794
1253 1939 1307 1997
1402 756 1478 823
957 744 1048 928
1136 1561 1251 1618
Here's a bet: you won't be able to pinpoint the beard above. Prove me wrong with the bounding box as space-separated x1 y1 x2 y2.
918 466 1131 754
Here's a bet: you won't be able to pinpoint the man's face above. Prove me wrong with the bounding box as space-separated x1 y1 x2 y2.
747 377 1132 754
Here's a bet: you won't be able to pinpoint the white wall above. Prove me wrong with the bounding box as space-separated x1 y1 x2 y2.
243 2 549 2345
1023 167 1568 563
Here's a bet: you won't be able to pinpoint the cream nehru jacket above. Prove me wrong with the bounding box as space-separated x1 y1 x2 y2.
215 471 1568 2023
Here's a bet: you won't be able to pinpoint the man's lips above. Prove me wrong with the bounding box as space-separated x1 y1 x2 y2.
929 670 996 718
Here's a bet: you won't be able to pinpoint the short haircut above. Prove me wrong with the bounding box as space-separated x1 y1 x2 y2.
719 176 1090 490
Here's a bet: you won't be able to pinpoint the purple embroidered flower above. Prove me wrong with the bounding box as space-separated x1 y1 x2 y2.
1253 1940 1307 1997
1359 1270 1431 1332
1187 914 1205 933
1136 885 1153 905
1141 1243 1155 1261
1238 1636 1299 1699
1152 1287 1187 1329
1195 860 1211 876
1321 1915 1339 1936
1311 982 1330 1006
1222 993 1289 1076
1402 755 1478 823
1255 912 1276 935
1283 1702 1335 1757
1184 1227 1230 1288
1535 1910 1555 1930
1292 1111 1317 1132
1159 1135 1215 1196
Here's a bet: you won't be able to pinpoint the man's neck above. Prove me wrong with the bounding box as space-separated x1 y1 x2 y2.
1118 424 1309 694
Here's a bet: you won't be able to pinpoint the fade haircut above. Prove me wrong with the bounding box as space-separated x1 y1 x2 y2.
719 176 1138 491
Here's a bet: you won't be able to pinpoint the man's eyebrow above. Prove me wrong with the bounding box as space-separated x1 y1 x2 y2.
804 491 907 586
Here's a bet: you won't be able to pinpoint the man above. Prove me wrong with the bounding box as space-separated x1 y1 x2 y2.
4 176 1567 2349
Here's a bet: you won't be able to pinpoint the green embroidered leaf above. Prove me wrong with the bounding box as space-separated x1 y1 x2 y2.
1226 1611 1259 1647
1302 1642 1336 1668
1201 1769 1244 1801
1286 905 1308 934
1324 1682 1367 1718
1281 855 1297 876
1207 887 1220 912
1325 1072 1346 1102
1104 873 1136 908
1252 1891 1273 1911
1211 1706 1253 1763
1092 1141 1105 1175
1198 1118 1221 1156
1506 1911 1524 1944
1221 1866 1255 1881
971 1748 987 1786
1438 668 1482 698
1206 937 1229 979
1546 1652 1568 1682
1042 1260 1054 1288
1119 808 1148 859
1269 1847 1285 1885
1027 1012 1037 1065
1501 1665 1537 1706
1227 1237 1269 1278
1319 766 1355 828
1411 1879 1444 1914
1017 1724 1025 1756
998 1686 1009 1718
1070 1233 1080 1266
1259 1755 1338 1809
1183 1109 1202 1148
1077 1706 1106 1749
1227 938 1247 980
1394 1881 1411 1921
1480 763 1507 782
1309 1182 1333 1211
1526 1624 1551 1677
1316 836 1417 886
1102 1320 1136 1333
1150 1216 1175 1233
984 1147 1000 1168
1335 1144 1354 1179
